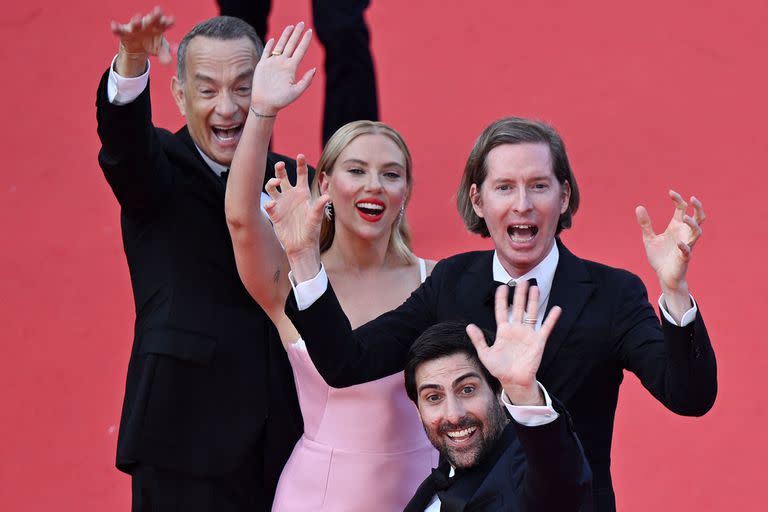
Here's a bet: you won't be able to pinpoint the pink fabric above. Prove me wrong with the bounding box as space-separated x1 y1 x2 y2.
272 343 438 511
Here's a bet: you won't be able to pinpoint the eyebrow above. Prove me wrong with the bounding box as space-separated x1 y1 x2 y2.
193 70 254 84
417 371 483 395
341 158 405 170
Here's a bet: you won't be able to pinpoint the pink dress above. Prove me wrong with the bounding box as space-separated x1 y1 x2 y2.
271 259 438 511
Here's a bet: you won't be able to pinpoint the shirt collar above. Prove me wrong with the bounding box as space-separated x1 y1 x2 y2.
492 242 559 305
195 145 228 177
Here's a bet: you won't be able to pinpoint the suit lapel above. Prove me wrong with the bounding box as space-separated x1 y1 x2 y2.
463 252 498 331
173 126 227 193
403 471 439 512
540 240 595 372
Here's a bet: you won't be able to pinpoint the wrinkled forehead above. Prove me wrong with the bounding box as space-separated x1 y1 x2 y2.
414 353 485 389
182 36 258 81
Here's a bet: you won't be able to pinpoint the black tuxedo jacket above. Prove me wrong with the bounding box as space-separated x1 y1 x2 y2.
404 399 592 512
286 240 717 511
96 70 305 496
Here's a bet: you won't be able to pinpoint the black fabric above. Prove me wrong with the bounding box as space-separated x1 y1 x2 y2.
485 277 538 307
404 401 593 512
96 70 311 509
286 240 717 512
216 0 378 145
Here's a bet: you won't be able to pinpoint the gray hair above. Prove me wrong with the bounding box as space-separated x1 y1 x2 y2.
177 16 263 81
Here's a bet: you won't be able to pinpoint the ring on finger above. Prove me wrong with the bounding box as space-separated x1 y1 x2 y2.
270 50 283 56
523 317 537 325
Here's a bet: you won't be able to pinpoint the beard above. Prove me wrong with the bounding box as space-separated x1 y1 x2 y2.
425 400 509 470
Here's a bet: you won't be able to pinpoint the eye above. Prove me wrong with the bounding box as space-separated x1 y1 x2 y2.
460 385 475 395
531 182 549 191
496 184 511 192
199 89 215 96
384 171 402 179
347 167 365 175
424 393 442 403
236 86 251 94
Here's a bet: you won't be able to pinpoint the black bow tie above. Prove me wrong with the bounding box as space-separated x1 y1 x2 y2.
484 277 538 306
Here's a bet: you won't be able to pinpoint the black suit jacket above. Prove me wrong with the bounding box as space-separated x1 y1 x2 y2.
96 70 305 497
286 240 717 511
404 399 592 512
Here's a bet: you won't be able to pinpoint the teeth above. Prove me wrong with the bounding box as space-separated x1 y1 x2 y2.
213 125 242 141
356 202 384 211
446 426 477 438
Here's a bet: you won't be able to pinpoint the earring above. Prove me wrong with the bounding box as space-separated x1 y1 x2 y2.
397 204 405 224
324 202 334 221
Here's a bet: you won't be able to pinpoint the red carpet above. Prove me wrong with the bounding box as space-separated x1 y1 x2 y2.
0 0 764 509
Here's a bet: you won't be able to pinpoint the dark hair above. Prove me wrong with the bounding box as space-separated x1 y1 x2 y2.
456 117 580 237
177 16 263 81
404 322 501 403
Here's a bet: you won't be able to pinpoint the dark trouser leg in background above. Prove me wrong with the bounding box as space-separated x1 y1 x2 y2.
216 0 272 41
313 0 379 145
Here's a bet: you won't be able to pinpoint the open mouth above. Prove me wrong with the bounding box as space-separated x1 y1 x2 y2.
444 425 478 445
355 199 385 222
212 124 244 144
507 224 538 243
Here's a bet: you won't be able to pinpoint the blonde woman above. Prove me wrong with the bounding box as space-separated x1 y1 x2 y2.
225 24 438 510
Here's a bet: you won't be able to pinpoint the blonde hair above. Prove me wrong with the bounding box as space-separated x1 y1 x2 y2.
315 120 416 264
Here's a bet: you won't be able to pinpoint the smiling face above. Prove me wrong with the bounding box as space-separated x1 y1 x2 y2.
415 353 508 469
319 133 409 243
171 36 257 166
470 143 571 277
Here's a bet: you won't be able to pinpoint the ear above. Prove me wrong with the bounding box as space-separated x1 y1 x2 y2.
171 76 186 117
469 183 484 218
560 180 571 215
318 171 331 195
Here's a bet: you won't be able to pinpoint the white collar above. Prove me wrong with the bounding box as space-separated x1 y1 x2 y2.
492 243 559 309
195 145 228 177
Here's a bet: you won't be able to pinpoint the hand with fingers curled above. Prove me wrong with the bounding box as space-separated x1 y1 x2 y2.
466 281 562 406
635 190 705 302
264 154 329 276
249 22 317 118
110 6 174 73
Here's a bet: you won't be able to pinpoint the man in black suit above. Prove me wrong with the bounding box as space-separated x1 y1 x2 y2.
216 0 379 145
270 117 717 511
97 9 308 510
402 291 591 511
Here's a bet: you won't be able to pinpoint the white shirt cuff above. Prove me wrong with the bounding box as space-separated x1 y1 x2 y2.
501 381 559 427
289 265 328 311
107 54 150 105
658 294 698 327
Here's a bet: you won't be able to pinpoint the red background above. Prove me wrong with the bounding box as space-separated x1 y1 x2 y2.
1 0 765 509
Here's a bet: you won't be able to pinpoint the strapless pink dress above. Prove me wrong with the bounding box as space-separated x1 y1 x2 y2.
272 341 438 511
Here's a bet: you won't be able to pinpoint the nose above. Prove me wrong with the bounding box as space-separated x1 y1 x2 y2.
512 187 533 213
215 90 239 118
443 396 467 424
363 172 384 193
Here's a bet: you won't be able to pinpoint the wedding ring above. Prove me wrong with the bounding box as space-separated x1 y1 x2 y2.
523 318 537 325
270 50 283 56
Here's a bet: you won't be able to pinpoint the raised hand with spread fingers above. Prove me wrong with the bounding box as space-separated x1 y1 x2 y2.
466 281 562 406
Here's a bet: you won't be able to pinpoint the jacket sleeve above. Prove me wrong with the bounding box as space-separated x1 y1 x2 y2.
515 398 593 511
96 68 172 218
285 257 446 387
614 272 717 416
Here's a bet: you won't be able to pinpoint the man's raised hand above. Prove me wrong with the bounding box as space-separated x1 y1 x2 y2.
111 7 174 64
466 282 561 406
250 23 316 116
636 190 704 320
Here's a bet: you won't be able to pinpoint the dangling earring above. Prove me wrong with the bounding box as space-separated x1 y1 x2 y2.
397 203 405 224
324 202 334 221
